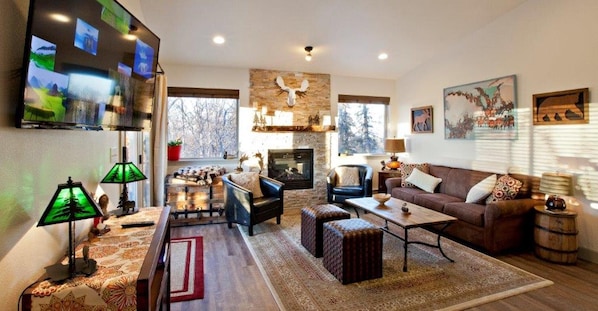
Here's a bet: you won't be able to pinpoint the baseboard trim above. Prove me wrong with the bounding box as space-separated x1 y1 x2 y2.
578 247 598 264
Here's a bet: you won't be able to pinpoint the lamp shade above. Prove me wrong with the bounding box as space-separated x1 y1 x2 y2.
38 177 103 226
384 138 406 154
539 172 572 196
101 162 147 184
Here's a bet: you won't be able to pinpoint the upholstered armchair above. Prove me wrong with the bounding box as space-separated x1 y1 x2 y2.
326 164 373 204
222 172 284 236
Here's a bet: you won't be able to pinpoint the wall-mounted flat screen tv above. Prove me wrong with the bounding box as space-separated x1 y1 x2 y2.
17 0 160 131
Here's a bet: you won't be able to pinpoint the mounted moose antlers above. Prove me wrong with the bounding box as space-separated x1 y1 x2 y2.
276 76 309 107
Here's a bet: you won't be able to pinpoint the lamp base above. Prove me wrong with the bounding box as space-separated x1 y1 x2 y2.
45 258 97 282
546 195 566 210
113 200 138 217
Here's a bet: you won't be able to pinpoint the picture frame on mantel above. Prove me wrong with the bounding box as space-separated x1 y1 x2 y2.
532 88 589 125
443 74 517 140
411 106 433 133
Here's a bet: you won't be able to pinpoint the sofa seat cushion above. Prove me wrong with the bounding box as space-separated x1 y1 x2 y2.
444 202 485 227
391 187 427 202
413 193 462 212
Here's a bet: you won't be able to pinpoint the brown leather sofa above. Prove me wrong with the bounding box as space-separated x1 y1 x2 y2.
385 164 543 254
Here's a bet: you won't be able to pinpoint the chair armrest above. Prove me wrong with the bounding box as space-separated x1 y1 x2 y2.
260 175 284 198
222 175 253 204
363 166 373 196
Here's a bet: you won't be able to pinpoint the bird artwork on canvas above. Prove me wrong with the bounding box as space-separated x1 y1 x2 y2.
276 76 309 107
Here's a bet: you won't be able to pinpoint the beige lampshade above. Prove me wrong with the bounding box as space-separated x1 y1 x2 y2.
539 172 572 196
384 138 405 154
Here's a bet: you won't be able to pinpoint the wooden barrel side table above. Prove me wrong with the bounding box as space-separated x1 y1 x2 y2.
534 205 578 264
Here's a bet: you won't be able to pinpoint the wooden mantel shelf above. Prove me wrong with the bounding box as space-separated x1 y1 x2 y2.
252 125 336 132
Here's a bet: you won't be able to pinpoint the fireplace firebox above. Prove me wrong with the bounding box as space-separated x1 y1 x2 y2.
268 149 313 190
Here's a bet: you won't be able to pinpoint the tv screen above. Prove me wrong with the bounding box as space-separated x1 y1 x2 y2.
17 0 160 131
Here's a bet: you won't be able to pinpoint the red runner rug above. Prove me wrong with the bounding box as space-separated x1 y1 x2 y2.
170 236 204 302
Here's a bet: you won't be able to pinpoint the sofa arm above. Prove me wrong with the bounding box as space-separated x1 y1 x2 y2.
485 198 543 219
385 177 403 194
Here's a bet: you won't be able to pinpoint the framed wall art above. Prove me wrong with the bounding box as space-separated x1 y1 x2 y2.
443 74 517 140
532 88 589 125
411 106 433 133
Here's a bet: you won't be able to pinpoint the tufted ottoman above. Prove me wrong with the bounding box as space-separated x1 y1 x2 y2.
301 204 351 257
323 218 383 284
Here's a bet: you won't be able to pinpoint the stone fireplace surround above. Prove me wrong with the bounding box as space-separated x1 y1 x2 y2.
244 131 333 209
248 68 334 209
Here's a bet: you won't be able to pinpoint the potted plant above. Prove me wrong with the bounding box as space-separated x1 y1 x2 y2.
167 138 183 161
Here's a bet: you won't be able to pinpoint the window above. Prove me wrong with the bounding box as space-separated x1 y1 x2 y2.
167 87 239 159
337 94 389 155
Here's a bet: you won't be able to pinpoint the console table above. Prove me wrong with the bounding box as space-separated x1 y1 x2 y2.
165 174 224 220
21 207 171 311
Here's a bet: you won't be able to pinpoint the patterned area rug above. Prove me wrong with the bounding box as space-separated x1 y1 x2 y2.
170 236 204 302
238 209 553 311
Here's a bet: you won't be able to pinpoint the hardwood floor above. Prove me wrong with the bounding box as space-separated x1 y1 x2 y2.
170 216 598 311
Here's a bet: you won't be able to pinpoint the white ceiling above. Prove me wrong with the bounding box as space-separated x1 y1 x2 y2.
140 0 526 80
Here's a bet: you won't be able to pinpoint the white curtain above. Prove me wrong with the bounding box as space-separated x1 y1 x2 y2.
151 74 168 206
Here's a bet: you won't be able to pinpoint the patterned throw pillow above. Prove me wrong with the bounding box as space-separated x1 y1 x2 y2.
336 167 361 186
400 163 430 188
485 175 522 204
230 172 264 198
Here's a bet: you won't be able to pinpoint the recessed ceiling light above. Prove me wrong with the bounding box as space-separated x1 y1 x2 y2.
50 13 70 23
378 53 388 60
213 35 226 44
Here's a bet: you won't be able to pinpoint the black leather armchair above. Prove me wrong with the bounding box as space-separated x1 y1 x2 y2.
327 164 373 204
223 173 284 236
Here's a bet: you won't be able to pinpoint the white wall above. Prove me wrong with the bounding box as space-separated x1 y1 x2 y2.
163 64 397 188
0 0 139 305
396 0 598 261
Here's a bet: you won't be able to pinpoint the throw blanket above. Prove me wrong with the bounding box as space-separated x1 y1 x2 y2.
172 165 226 185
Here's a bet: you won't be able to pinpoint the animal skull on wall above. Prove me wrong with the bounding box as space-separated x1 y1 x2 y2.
276 76 309 107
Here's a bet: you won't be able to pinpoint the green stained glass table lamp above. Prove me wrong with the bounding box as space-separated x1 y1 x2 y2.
37 177 103 281
101 146 147 217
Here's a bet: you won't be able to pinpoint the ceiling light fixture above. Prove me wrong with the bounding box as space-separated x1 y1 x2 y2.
378 53 388 60
213 35 226 45
305 46 313 61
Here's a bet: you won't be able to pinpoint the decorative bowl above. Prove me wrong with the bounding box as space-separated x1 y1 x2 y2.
373 193 391 204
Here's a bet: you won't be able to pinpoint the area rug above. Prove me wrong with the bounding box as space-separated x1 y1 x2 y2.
238 209 553 311
170 236 204 302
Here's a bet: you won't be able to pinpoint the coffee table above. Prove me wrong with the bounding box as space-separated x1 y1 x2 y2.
345 197 457 272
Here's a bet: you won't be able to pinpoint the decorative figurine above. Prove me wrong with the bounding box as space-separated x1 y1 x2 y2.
401 202 410 215
98 194 110 221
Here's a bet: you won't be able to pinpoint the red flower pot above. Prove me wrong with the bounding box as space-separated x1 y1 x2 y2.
168 145 182 161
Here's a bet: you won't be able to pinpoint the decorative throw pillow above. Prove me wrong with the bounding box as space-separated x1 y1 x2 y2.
485 175 522 204
336 167 361 186
400 163 430 188
465 174 497 203
404 167 442 193
230 172 264 198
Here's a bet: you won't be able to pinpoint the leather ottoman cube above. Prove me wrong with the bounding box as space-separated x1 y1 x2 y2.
301 204 351 257
323 218 383 284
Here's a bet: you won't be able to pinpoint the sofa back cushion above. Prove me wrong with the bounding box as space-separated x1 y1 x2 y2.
443 168 496 200
428 165 452 193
